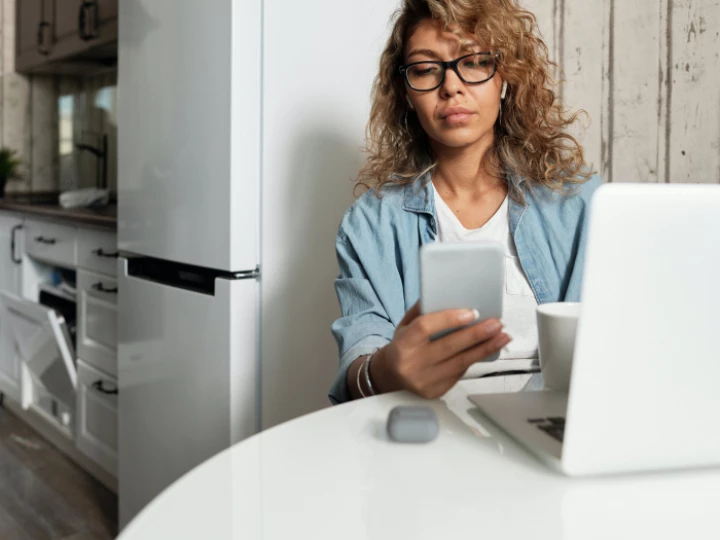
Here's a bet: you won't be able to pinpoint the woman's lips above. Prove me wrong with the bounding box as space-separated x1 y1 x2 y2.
440 106 474 125
442 112 473 124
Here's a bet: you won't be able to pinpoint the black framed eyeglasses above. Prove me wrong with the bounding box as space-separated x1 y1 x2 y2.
399 52 499 92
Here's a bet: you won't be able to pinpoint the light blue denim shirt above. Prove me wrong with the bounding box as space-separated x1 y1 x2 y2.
329 173 603 404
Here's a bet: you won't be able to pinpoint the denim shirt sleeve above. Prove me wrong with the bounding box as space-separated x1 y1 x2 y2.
561 174 603 302
328 228 395 405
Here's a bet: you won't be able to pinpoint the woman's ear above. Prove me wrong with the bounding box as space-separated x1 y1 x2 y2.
500 81 508 100
405 94 415 110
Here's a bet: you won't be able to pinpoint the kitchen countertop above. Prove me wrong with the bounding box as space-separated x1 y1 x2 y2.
0 193 117 229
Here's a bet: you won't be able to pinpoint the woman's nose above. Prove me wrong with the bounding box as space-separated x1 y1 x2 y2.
439 67 465 98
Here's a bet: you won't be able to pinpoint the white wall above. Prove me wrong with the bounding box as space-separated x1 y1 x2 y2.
260 0 401 428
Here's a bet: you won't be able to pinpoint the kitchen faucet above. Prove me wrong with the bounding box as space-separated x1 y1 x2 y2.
75 132 108 189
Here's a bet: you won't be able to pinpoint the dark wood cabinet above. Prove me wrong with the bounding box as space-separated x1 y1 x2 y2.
15 0 50 72
54 0 85 43
15 0 118 74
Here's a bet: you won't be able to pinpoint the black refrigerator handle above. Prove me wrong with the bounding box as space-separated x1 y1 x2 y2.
124 255 259 296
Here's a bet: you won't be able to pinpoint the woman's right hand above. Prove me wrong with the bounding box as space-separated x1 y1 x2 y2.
370 301 511 399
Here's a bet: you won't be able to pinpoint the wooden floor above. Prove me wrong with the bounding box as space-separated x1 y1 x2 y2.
0 405 117 539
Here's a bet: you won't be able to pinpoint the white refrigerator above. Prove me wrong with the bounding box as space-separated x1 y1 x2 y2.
117 0 398 528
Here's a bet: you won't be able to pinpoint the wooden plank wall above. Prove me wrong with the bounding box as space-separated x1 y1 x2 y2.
523 0 720 184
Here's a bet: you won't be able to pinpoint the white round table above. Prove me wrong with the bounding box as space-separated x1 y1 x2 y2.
119 380 720 539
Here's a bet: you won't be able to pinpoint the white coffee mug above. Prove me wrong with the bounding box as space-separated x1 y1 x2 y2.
537 302 581 391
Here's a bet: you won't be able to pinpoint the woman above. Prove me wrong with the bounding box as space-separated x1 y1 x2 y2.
329 0 600 404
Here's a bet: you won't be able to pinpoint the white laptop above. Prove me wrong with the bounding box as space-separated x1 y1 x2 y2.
469 183 720 476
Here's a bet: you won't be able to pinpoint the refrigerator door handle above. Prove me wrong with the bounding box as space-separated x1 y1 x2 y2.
124 255 259 296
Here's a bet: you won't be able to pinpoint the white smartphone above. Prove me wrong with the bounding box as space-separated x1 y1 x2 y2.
419 242 504 360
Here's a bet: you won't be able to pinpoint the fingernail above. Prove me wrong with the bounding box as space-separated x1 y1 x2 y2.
500 333 512 345
458 309 479 322
486 319 502 333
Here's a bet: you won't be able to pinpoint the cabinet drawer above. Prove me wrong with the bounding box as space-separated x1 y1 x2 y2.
78 229 118 276
25 220 77 268
76 360 117 476
77 269 117 376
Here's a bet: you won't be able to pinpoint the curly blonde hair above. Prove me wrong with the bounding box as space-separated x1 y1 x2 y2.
356 0 594 198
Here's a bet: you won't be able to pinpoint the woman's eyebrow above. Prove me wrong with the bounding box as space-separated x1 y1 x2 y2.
406 49 442 60
407 44 483 61
459 39 480 50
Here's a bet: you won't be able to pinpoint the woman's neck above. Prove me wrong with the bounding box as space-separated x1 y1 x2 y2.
431 135 503 200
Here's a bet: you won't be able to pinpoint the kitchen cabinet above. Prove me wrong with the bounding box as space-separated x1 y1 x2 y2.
76 359 117 475
0 215 24 402
77 228 118 276
56 0 118 40
0 209 118 486
15 0 51 73
0 290 77 431
25 219 78 269
16 0 118 74
77 268 117 377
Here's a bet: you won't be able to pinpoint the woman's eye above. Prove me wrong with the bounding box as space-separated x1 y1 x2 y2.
411 65 440 77
464 60 488 68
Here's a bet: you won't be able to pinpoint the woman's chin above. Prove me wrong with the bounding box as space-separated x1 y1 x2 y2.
431 133 489 150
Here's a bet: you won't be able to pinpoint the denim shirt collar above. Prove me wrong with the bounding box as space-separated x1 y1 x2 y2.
401 173 435 216
401 171 529 236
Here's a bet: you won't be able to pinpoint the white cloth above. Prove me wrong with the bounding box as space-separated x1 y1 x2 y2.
433 185 539 380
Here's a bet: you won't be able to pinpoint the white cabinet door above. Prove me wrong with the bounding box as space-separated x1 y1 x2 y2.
77 269 118 376
76 359 117 476
0 291 77 411
0 215 24 401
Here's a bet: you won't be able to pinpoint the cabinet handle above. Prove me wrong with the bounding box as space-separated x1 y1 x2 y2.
78 0 99 41
34 236 56 245
37 21 51 55
10 224 23 264
92 282 118 294
92 248 119 259
37 0 52 55
91 380 118 395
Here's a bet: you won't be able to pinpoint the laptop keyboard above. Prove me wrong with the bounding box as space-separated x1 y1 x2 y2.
527 417 565 442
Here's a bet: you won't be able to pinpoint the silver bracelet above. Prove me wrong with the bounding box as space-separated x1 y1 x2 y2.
363 348 380 397
356 357 367 399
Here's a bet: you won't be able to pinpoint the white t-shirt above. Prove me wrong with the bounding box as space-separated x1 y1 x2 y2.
433 185 539 380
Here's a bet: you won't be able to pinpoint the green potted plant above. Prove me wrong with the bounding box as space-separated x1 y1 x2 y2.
0 147 22 198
